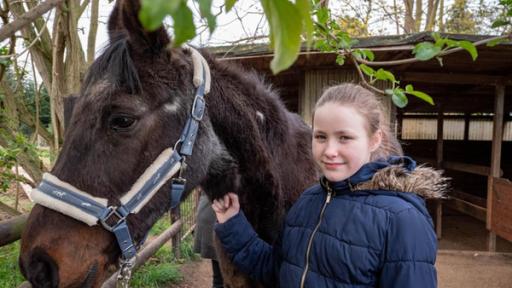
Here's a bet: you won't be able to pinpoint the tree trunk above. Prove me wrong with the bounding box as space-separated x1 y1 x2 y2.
414 0 423 32
63 0 86 95
50 5 65 149
404 0 415 33
425 0 440 31
0 79 20 129
393 0 400 34
438 0 445 32
87 0 99 64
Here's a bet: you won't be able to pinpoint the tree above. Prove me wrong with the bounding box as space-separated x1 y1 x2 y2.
445 0 477 34
337 16 369 36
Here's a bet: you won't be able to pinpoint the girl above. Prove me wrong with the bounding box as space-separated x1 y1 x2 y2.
212 83 446 287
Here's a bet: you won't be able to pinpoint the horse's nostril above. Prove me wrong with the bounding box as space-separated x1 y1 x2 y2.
28 249 59 288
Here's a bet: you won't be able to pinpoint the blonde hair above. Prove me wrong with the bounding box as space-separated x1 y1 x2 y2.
313 83 403 161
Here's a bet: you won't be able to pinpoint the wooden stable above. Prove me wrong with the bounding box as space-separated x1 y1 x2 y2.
212 32 512 251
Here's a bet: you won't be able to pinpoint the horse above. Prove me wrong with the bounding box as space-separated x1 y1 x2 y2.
19 0 317 287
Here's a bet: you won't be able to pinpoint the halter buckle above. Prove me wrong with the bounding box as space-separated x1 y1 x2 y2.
191 95 205 121
100 207 126 232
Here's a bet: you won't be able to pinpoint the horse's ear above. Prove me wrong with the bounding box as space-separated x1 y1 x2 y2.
108 0 170 52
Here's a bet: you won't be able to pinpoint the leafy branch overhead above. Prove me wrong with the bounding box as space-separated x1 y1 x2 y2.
139 0 512 107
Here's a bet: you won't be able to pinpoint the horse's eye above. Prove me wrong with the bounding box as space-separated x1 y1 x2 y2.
108 114 136 132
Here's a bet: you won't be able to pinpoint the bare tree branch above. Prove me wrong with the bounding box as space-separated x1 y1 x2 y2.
0 0 63 42
355 34 512 66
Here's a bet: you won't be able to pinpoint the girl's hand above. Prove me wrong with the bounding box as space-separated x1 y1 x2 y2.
212 193 240 224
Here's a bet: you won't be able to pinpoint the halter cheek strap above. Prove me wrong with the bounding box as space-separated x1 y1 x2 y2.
29 45 211 274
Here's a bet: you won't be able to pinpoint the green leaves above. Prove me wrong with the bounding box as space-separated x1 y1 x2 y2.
198 0 216 33
492 19 511 28
225 0 237 12
261 0 303 74
414 33 479 63
139 0 219 47
457 40 477 61
404 84 434 105
386 89 408 108
413 42 442 61
297 0 313 46
487 38 508 47
335 55 345 65
139 0 181 31
385 85 434 108
170 1 196 46
359 64 375 77
374 68 397 84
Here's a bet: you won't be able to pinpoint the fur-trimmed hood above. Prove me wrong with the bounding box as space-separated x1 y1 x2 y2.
322 156 448 200
355 163 448 199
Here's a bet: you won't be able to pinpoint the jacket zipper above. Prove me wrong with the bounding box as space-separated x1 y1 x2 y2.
299 187 333 288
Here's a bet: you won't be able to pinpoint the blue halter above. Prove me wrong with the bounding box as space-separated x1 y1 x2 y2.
31 52 208 262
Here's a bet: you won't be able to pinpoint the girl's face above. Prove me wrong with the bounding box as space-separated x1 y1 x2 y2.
312 103 382 182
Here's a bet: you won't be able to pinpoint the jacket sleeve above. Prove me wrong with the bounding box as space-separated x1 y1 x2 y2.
379 207 438 288
214 211 282 285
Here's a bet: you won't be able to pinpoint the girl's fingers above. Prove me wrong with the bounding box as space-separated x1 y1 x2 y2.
212 200 224 212
223 194 231 209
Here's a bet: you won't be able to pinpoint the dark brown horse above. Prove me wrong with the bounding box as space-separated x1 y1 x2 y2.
19 0 317 287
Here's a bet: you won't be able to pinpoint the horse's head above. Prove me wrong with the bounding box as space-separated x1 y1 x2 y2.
19 0 218 286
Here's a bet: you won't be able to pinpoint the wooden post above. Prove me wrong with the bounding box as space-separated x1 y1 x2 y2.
171 207 181 259
435 107 444 239
463 113 470 141
14 163 20 211
396 110 403 140
487 84 505 252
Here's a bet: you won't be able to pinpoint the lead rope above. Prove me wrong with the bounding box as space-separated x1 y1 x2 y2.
116 257 136 288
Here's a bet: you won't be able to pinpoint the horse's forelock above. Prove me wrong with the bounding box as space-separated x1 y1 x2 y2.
83 34 142 96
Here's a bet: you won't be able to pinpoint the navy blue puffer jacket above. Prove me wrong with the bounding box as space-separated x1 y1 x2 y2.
215 157 446 287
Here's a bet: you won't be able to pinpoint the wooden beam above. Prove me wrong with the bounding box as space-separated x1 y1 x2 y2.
401 72 512 86
487 84 505 252
451 190 487 208
444 197 487 222
443 161 502 177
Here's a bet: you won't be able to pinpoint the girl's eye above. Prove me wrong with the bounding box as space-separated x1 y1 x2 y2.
339 136 352 141
314 134 326 141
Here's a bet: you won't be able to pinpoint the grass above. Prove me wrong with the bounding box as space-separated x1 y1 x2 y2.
130 234 199 287
131 246 183 287
0 242 25 288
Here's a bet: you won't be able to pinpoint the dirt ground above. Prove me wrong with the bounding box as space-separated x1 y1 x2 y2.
170 208 512 288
